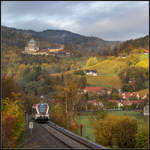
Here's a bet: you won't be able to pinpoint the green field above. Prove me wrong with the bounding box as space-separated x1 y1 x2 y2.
76 111 149 143
86 75 122 89
137 53 149 61
77 114 96 142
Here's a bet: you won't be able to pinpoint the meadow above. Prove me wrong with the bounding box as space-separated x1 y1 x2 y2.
76 111 149 142
86 75 122 89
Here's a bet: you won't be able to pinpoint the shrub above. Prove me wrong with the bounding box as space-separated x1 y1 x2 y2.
112 116 137 148
135 124 149 149
94 115 138 148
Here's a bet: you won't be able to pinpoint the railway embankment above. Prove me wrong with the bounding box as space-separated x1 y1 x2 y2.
19 114 105 149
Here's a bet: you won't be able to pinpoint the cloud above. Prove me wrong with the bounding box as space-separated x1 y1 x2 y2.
1 1 149 41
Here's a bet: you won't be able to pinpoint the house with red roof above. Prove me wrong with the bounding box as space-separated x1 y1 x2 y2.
83 87 105 94
120 100 141 106
121 100 132 106
120 92 140 100
141 94 148 100
144 102 149 116
144 49 149 55
108 100 124 108
87 100 104 109
131 100 141 105
107 88 112 95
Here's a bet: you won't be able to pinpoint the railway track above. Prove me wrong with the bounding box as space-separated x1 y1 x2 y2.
39 121 105 149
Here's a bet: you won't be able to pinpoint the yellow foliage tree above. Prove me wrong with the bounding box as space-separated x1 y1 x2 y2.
2 98 25 148
94 114 138 148
86 57 98 67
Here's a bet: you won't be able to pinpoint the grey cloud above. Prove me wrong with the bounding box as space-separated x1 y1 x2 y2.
1 1 149 41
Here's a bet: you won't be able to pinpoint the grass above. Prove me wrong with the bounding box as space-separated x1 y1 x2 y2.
76 115 95 142
76 111 149 143
136 57 149 68
86 75 122 89
84 59 128 75
138 53 149 61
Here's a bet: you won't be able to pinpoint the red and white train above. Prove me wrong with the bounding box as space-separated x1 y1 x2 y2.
32 103 49 122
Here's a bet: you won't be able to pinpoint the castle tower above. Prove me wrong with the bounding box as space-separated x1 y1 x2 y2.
25 38 39 52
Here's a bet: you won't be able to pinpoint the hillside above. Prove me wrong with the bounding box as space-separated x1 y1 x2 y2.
1 26 61 51
113 35 149 55
82 53 149 89
1 25 119 53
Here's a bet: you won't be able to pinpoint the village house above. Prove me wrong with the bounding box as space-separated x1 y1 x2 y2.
121 100 132 106
141 94 148 100
108 99 141 109
48 45 64 53
120 100 141 106
87 100 104 110
107 88 112 95
83 86 105 94
144 49 149 55
121 54 126 59
143 102 149 116
84 70 98 76
108 100 124 109
120 92 140 100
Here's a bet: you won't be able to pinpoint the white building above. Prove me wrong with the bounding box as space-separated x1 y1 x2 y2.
84 70 98 76
143 103 149 116
25 39 39 52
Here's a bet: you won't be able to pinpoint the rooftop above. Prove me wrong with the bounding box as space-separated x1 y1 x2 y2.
29 39 35 43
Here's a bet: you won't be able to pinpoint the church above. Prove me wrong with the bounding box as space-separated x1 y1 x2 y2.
24 39 39 54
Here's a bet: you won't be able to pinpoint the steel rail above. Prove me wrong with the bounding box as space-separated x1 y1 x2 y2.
39 123 73 148
40 121 105 149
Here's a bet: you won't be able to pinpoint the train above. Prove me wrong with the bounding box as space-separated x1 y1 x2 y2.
32 103 49 122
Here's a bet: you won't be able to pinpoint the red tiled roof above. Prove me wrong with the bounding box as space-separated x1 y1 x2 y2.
131 100 140 104
121 100 132 106
84 87 104 92
120 92 139 99
144 49 149 53
87 100 98 104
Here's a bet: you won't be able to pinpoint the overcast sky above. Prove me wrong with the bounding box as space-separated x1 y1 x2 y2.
1 1 149 41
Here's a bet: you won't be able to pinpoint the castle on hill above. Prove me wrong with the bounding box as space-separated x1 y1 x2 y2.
24 39 39 54
23 38 68 56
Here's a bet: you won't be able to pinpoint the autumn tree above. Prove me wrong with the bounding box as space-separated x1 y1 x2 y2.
93 115 138 148
52 75 85 129
86 57 98 67
135 124 149 149
112 116 137 148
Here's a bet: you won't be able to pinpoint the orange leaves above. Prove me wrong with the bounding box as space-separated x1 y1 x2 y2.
2 114 17 148
2 98 25 148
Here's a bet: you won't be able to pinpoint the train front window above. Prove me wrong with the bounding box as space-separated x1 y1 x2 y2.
38 104 47 115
